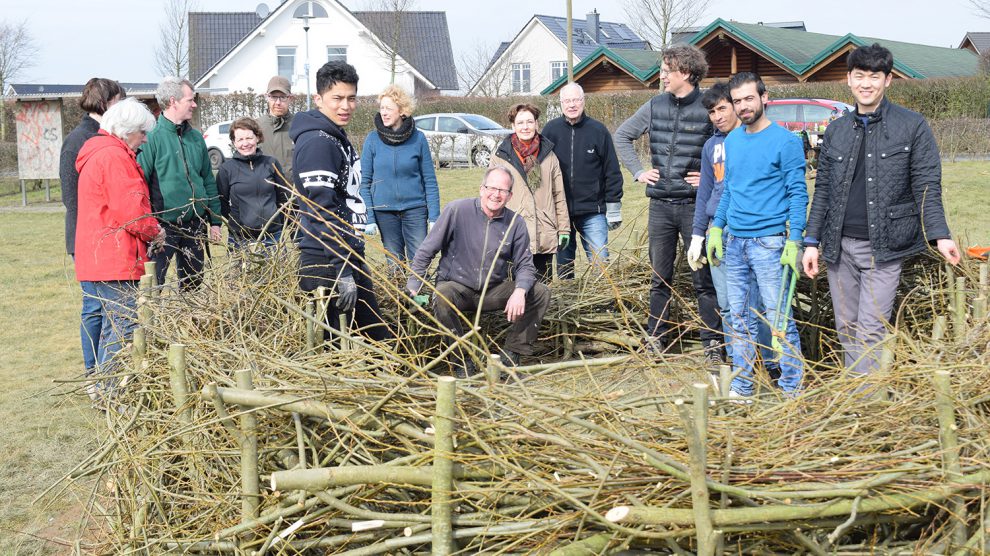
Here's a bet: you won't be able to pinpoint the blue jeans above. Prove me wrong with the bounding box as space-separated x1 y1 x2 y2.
708 240 774 364
79 279 104 373
80 281 139 372
375 206 428 264
724 234 802 395
557 213 609 279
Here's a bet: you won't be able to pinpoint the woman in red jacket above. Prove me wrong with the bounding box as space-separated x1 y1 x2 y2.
75 98 163 397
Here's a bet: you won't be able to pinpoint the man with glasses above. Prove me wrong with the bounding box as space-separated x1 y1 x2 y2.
542 83 623 279
613 45 721 359
259 76 295 181
407 166 551 376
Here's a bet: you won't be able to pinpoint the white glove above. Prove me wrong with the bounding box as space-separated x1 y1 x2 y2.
428 221 435 233
687 234 707 271
605 202 622 231
364 223 378 236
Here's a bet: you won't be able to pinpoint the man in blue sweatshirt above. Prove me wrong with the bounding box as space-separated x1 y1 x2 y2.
290 61 390 344
687 83 776 377
707 73 808 398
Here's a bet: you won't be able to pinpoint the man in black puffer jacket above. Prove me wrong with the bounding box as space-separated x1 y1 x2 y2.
614 44 720 358
803 43 960 377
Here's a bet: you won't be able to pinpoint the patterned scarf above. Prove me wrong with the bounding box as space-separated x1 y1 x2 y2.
374 113 415 146
511 134 541 190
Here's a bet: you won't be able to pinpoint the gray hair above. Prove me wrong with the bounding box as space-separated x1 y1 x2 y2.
560 82 584 99
481 166 513 190
100 98 156 140
156 76 194 108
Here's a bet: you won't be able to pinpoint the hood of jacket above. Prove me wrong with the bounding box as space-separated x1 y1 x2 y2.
76 131 135 173
289 109 348 144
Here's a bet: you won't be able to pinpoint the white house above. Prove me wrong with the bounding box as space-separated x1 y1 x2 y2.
468 10 649 97
189 0 458 98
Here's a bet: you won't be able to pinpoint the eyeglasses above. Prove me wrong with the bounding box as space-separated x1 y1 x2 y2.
561 98 584 105
268 95 290 103
482 185 512 197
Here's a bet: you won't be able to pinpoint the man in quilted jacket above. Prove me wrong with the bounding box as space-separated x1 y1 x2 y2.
802 43 961 377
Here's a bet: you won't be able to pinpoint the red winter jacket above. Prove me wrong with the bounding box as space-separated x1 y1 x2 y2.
75 131 160 281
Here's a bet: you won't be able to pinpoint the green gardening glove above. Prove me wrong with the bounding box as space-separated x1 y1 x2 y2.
706 227 724 265
558 233 570 249
780 240 799 273
412 294 430 307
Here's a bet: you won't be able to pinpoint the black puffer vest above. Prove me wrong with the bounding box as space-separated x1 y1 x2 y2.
646 87 713 200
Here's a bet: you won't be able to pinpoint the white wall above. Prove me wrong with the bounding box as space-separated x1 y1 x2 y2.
478 21 577 97
200 0 419 98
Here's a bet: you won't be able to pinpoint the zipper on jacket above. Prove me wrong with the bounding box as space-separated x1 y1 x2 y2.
668 101 681 190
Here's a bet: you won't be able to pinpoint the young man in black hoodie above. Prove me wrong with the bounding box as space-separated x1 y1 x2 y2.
290 61 391 343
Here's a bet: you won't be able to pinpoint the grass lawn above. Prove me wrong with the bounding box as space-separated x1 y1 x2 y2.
0 159 986 552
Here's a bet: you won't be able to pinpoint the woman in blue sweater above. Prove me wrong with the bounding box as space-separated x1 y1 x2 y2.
360 85 440 264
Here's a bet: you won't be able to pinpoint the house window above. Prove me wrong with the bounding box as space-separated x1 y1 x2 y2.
550 61 567 81
327 46 347 63
277 47 296 80
511 63 530 93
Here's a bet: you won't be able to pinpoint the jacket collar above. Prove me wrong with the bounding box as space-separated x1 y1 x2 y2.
157 113 192 136
668 86 701 106
853 97 888 127
565 112 587 127
233 148 265 162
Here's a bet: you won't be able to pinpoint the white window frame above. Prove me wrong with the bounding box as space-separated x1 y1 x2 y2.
511 62 531 93
277 46 297 80
550 61 567 82
327 46 347 63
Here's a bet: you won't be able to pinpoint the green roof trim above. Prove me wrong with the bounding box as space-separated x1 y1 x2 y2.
541 46 661 95
689 19 978 79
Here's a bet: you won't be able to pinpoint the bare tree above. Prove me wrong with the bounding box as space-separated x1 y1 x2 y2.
364 0 417 84
0 20 37 140
621 0 712 49
154 0 198 78
971 0 990 18
459 41 513 97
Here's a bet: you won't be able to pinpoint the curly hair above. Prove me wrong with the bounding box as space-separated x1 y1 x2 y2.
378 85 416 117
661 44 709 86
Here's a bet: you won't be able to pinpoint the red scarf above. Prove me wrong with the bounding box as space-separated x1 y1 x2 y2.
511 134 540 174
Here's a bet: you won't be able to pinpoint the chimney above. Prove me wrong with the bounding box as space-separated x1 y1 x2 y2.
585 9 600 45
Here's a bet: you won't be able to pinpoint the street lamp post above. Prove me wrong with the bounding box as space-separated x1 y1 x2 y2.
293 1 328 110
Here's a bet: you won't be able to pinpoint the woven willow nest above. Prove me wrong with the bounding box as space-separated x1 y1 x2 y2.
50 243 990 555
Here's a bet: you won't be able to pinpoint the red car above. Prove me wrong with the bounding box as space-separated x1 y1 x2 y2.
765 98 852 149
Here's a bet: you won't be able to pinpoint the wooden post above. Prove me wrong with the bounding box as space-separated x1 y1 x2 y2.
933 370 968 548
432 376 457 555
485 354 502 383
144 261 158 288
932 315 948 342
45 179 51 202
879 334 895 372
167 344 191 428
718 364 731 397
338 313 351 351
305 301 316 351
138 274 153 333
20 179 26 206
132 327 146 369
236 369 260 522
953 277 967 340
980 263 989 295
676 386 715 556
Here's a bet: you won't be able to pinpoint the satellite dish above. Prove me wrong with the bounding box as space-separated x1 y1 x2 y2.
255 3 270 18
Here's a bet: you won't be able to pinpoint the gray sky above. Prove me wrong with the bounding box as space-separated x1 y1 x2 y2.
5 0 977 85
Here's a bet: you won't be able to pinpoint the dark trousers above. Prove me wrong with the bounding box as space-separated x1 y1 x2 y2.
152 220 207 291
647 199 721 342
433 280 551 355
532 253 554 284
298 250 392 343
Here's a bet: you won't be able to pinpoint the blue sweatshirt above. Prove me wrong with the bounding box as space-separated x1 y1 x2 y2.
359 129 440 225
691 129 728 236
712 122 808 241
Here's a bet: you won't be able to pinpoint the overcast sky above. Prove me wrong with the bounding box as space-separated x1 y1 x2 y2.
5 0 977 85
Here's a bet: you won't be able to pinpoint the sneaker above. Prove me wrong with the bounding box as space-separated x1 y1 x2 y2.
728 390 753 405
765 363 782 389
642 335 667 354
704 340 724 366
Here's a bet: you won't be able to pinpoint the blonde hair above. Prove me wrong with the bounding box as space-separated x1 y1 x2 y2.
378 85 415 117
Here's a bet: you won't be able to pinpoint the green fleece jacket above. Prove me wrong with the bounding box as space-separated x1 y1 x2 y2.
138 114 221 224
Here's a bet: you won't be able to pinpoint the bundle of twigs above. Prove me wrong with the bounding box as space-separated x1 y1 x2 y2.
47 239 990 555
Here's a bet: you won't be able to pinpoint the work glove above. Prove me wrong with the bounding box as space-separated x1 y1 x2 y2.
706 227 724 266
686 234 707 271
412 294 430 307
428 221 435 233
364 223 378 236
606 202 622 231
780 240 799 274
558 233 570 249
335 274 358 312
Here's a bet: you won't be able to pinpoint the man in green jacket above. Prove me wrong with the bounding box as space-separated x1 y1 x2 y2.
138 77 222 290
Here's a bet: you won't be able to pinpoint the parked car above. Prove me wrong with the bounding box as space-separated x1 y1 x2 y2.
203 120 233 171
413 113 512 167
765 98 852 149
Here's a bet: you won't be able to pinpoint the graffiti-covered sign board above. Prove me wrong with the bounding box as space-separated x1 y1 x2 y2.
16 101 63 180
